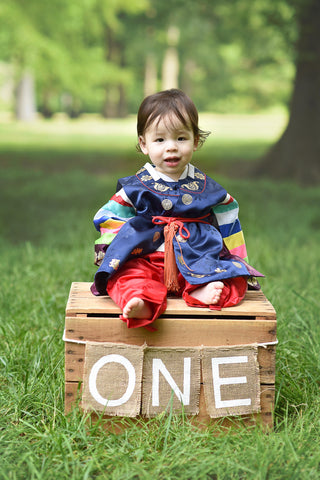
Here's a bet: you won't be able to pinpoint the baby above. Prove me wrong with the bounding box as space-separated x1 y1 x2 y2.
92 89 261 329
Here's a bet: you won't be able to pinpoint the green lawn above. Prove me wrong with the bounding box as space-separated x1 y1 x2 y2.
1 114 320 479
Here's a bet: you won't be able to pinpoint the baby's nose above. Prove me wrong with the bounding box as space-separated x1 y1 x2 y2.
166 139 177 150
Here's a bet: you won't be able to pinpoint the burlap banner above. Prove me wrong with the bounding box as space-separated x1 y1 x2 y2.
202 344 260 418
142 347 201 417
80 342 261 419
81 342 143 417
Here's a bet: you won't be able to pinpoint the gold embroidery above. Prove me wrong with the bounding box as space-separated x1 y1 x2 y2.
215 267 227 273
136 167 146 174
181 181 199 191
131 248 143 255
153 231 161 242
232 261 243 269
153 182 171 192
194 172 205 180
141 175 152 181
190 273 206 278
177 255 185 265
248 276 259 287
176 234 187 243
109 258 120 270
94 251 105 266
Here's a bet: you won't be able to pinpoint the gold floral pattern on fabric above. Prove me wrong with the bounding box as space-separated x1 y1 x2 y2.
176 234 187 243
194 172 205 180
215 267 227 273
109 258 120 270
181 181 200 191
131 248 143 255
136 167 146 175
153 182 171 192
94 251 105 266
190 273 206 278
141 175 152 182
232 261 243 269
177 255 185 265
153 231 161 242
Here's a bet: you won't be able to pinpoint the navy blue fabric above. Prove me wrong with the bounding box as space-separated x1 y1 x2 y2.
94 167 251 295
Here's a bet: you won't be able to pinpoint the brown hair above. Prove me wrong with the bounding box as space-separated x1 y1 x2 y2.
136 89 210 151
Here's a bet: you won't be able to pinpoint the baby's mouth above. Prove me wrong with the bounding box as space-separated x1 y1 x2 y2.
165 157 180 165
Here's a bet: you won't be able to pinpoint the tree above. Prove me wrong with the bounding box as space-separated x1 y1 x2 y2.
15 72 36 121
126 0 295 113
92 0 148 118
161 26 180 90
256 0 320 184
0 0 148 119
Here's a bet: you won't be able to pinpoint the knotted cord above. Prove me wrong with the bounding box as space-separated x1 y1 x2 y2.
152 214 211 292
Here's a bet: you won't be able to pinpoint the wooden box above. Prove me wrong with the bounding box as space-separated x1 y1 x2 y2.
64 282 276 429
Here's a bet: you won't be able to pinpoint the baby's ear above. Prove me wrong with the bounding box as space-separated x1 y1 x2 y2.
193 135 200 151
138 136 148 155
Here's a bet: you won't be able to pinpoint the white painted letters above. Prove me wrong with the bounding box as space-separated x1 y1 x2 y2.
152 357 191 406
83 343 260 418
89 354 136 407
211 356 251 409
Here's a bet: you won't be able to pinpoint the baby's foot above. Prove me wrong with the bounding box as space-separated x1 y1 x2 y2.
190 281 224 305
122 297 153 319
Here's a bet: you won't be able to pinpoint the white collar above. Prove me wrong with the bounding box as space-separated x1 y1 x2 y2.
143 162 195 182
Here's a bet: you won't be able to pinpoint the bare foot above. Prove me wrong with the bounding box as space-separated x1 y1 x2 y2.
122 297 153 319
190 281 224 305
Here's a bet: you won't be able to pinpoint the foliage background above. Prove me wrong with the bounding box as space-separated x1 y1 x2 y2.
0 0 296 117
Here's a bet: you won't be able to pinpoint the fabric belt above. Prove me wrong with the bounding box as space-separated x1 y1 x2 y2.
152 214 211 292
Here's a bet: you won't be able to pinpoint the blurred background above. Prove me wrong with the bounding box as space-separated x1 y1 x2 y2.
0 0 295 117
0 0 319 184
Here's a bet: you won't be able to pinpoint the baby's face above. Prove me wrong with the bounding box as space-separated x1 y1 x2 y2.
138 114 199 181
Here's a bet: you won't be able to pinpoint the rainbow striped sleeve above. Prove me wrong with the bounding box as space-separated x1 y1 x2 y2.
212 194 248 261
93 189 136 265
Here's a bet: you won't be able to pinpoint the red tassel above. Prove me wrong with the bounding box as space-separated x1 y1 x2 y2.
163 222 180 293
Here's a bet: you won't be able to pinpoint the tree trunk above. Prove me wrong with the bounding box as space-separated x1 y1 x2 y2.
15 72 36 122
161 26 180 91
144 53 157 97
182 59 197 99
40 90 54 118
118 83 127 118
102 26 128 118
256 0 320 185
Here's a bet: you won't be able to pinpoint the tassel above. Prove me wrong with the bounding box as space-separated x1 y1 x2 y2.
163 222 180 293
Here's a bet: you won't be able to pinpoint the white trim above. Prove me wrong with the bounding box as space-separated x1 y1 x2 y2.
63 330 86 344
257 340 279 348
143 162 194 182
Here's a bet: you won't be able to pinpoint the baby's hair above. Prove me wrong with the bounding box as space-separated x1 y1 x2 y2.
136 89 210 152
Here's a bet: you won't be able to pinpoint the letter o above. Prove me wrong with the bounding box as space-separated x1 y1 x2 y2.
89 354 136 407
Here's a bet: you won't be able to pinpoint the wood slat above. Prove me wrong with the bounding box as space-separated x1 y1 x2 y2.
66 282 276 319
65 315 276 346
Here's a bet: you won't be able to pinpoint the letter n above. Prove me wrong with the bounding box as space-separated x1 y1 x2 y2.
141 347 201 417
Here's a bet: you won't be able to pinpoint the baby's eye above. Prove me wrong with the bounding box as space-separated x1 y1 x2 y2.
178 136 186 141
155 138 164 142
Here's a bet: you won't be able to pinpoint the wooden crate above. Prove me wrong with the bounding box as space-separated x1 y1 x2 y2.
64 282 276 429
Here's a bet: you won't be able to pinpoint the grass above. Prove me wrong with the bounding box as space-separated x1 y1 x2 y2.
1 112 320 479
